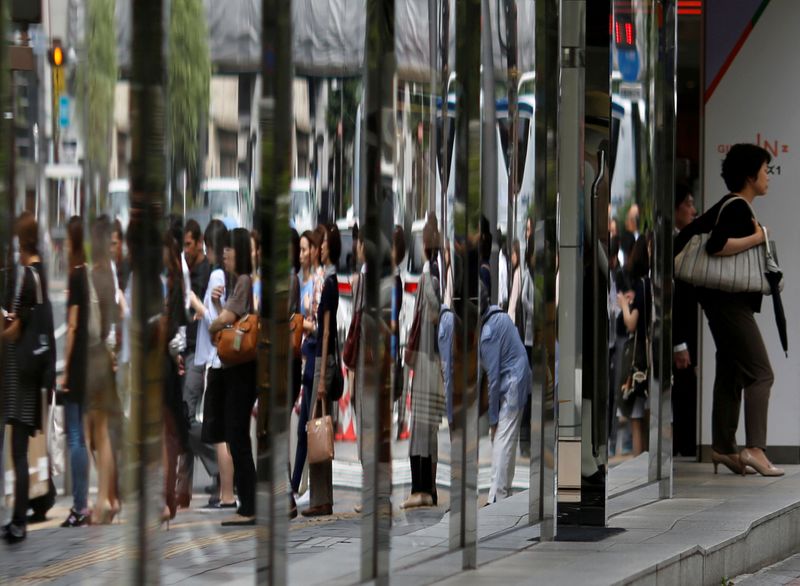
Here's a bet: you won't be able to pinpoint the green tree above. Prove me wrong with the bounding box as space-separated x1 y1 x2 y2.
78 0 117 210
167 0 210 206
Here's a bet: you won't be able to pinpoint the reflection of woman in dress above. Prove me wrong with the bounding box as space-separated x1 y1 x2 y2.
2 213 56 543
692 143 781 477
403 219 445 510
86 216 122 524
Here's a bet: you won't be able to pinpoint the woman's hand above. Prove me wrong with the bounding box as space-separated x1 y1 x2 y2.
60 372 69 393
616 292 629 310
211 285 224 302
318 386 327 402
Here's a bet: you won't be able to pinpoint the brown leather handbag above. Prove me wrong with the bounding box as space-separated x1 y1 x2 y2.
307 399 334 464
289 313 303 358
214 313 259 365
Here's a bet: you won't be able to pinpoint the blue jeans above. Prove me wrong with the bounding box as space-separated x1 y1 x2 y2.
64 401 89 511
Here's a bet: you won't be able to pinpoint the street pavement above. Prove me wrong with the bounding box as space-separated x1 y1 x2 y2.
734 554 800 585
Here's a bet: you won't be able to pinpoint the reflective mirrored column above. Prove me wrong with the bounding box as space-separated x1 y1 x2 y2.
532 0 561 541
648 0 677 498
256 0 292 583
360 0 394 581
555 0 586 526
127 1 166 581
450 0 481 569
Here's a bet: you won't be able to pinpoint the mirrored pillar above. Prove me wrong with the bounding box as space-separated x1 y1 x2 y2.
360 0 394 582
648 0 677 498
256 1 292 583
450 0 481 569
532 0 560 541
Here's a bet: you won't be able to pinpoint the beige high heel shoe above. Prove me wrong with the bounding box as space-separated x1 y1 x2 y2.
739 448 784 477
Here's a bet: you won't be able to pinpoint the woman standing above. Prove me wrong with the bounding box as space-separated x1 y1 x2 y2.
60 217 91 527
162 228 188 522
292 229 322 496
301 223 341 517
2 213 55 543
210 228 257 525
197 220 236 509
687 143 781 476
85 217 122 524
403 219 445 510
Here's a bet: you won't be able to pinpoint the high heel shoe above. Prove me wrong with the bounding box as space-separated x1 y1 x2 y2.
740 448 784 477
711 451 745 475
161 504 176 530
93 503 116 525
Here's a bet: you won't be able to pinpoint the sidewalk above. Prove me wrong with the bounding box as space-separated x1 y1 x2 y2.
4 460 800 585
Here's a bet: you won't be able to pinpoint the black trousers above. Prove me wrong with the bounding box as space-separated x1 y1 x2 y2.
672 365 697 457
11 422 32 526
224 362 257 517
410 455 433 495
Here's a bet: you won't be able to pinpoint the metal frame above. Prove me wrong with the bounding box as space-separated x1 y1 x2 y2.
451 0 481 569
532 0 561 541
256 1 293 583
360 1 395 582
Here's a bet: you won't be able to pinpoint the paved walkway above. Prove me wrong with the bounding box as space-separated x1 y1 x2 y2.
5 460 800 585
734 553 800 585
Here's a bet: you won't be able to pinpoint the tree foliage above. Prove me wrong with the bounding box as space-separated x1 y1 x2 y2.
78 0 117 191
168 0 211 195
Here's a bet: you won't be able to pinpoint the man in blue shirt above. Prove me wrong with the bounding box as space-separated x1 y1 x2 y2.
479 301 532 503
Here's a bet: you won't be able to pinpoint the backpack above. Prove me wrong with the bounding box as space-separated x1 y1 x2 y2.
15 265 56 386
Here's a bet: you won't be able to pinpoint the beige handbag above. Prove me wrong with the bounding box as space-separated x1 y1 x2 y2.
674 196 782 295
307 399 334 465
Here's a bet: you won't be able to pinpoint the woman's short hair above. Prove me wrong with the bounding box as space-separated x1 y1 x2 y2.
67 216 86 268
393 225 406 264
721 143 771 192
204 219 228 269
675 182 692 209
324 223 342 265
185 218 202 244
228 227 253 277
16 211 39 256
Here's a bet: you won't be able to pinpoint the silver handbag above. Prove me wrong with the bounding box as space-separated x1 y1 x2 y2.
674 197 782 295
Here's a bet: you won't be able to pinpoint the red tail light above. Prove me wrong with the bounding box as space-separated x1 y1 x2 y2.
338 281 352 296
404 281 418 294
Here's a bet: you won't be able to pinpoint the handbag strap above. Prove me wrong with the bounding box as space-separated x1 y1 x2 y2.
715 195 758 228
312 391 328 419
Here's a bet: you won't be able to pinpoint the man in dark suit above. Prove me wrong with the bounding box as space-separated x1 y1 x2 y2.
673 184 698 456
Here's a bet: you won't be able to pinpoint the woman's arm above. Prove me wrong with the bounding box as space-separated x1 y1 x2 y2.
60 304 79 390
318 309 331 400
209 308 237 335
189 290 206 318
713 219 765 256
619 299 639 333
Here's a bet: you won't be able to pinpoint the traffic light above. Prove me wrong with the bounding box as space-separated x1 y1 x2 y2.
48 39 64 67
49 39 65 97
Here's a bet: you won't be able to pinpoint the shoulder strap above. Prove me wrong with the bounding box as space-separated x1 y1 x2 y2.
715 195 756 227
481 308 504 327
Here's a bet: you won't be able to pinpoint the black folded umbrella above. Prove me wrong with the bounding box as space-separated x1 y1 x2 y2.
766 270 788 357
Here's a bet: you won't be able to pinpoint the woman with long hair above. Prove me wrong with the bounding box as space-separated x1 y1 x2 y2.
210 228 257 525
196 220 236 509
59 216 91 527
2 213 55 543
301 223 341 517
85 216 122 524
292 229 322 497
162 227 188 522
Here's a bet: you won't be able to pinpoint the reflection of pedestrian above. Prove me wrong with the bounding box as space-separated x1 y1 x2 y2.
672 184 698 457
301 224 341 518
403 220 445 510
2 213 56 543
60 217 91 528
479 296 531 503
210 228 258 525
